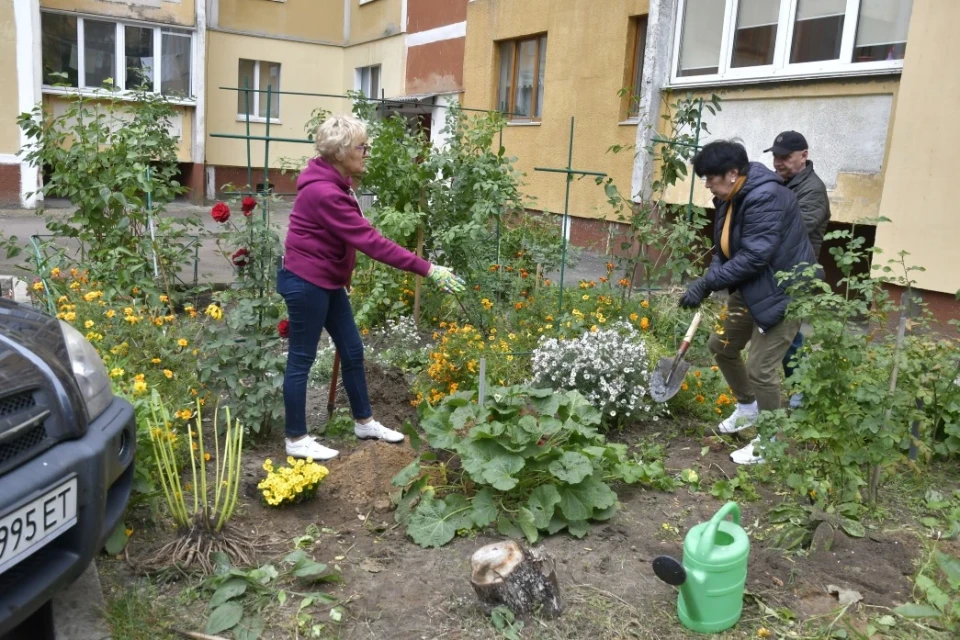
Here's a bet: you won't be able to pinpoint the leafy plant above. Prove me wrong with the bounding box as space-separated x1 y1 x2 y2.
601 92 721 290
759 221 956 506
763 501 865 552
893 546 960 634
392 385 673 548
16 86 198 302
201 549 341 639
710 468 760 502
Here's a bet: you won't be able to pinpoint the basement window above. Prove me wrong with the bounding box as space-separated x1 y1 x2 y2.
40 10 194 100
671 0 914 86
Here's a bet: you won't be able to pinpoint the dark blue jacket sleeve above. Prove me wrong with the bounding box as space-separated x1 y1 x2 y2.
704 190 782 292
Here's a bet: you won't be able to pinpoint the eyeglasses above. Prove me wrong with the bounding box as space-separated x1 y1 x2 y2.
355 144 371 155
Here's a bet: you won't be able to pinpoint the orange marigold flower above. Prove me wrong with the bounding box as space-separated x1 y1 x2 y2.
694 370 701 378
639 317 650 331
618 278 631 287
515 302 523 310
606 262 615 271
695 395 705 403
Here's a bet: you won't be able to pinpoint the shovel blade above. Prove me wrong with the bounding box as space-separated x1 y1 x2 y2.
649 356 691 403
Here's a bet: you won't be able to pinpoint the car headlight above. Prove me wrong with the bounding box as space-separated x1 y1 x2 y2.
59 320 113 421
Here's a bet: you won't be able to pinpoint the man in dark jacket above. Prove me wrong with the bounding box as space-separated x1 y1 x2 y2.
767 131 831 408
679 140 815 465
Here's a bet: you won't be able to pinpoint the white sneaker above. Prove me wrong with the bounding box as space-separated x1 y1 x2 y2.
730 437 766 465
355 419 404 444
286 436 339 461
717 401 759 434
789 393 804 409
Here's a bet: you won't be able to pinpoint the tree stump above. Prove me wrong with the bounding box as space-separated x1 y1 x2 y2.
470 540 563 618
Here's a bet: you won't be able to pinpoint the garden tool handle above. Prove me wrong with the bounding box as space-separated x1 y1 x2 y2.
696 501 741 558
677 312 702 357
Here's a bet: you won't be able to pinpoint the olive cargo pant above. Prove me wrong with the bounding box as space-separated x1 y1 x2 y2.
708 292 800 411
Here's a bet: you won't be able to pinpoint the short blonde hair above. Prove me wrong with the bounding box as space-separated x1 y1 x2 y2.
314 114 367 161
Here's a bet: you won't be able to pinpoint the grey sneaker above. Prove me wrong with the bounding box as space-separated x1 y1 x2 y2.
789 393 804 409
355 419 404 443
717 401 759 434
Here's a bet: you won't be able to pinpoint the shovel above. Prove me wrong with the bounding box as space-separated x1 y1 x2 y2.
650 311 702 403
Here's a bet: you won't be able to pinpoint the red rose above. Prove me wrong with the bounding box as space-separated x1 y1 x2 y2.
241 196 257 216
211 202 230 223
277 319 289 338
231 248 251 267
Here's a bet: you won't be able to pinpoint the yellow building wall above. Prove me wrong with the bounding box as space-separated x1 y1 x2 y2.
205 31 345 168
661 79 900 226
41 0 195 27
875 0 958 295
0 1 21 155
350 0 403 44
342 34 405 99
461 0 648 220
216 0 343 43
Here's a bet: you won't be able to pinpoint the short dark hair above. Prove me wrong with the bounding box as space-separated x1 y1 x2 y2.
691 140 750 178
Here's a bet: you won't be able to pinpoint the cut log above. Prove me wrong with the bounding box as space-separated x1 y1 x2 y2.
470 539 563 618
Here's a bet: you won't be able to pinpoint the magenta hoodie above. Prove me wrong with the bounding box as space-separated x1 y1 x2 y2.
283 157 431 290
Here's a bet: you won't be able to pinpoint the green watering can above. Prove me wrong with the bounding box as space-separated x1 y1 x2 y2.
653 502 749 634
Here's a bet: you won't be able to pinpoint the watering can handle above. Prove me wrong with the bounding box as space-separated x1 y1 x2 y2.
695 501 741 558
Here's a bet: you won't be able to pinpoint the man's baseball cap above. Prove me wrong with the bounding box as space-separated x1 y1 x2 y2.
765 131 808 155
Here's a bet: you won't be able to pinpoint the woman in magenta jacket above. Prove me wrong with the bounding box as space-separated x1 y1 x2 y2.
279 114 463 461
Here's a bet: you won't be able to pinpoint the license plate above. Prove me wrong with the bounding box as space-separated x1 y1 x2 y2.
0 477 78 575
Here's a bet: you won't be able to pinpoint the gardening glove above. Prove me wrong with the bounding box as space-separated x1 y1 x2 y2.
427 265 466 294
679 277 710 309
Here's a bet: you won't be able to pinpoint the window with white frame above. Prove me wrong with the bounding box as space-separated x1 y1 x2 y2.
672 0 914 85
40 11 193 98
238 59 282 121
356 65 381 100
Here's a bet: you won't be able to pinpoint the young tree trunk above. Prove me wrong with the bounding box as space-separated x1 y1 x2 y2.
470 540 563 618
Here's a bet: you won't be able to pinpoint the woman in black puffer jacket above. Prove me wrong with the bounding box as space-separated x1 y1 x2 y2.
679 140 815 466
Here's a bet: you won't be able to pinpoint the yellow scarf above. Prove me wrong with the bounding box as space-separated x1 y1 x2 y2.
720 175 747 259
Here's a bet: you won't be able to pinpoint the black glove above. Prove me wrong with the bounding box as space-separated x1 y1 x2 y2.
679 278 710 309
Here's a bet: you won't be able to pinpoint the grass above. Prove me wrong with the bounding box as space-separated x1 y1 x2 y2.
103 580 181 640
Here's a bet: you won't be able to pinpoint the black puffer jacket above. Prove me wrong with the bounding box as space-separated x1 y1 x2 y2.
704 162 815 331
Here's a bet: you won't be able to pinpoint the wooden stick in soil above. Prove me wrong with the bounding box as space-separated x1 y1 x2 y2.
470 539 563 618
413 221 424 324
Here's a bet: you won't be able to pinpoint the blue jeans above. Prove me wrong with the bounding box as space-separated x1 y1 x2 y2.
782 330 805 380
277 268 372 438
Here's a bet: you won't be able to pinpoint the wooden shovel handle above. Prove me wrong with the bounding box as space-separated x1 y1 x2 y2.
678 311 702 356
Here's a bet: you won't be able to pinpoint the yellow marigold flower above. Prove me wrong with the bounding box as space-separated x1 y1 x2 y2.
629 313 639 322
64 312 77 322
192 349 199 356
178 338 188 347
109 368 125 378
190 388 198 396
681 382 689 391
165 315 175 323
205 304 223 320
582 294 590 301
124 315 139 325
590 325 598 333
56 313 65 319
123 307 133 315
133 380 148 395
51 267 61 278
105 309 116 318
481 298 493 310
69 281 81 291
641 300 649 308
153 317 164 327
32 281 44 292
151 358 161 364
640 317 650 331
204 453 211 462
711 365 719 372
163 369 174 379
134 373 145 383
159 295 169 303
85 332 103 342
57 295 68 304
